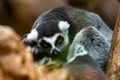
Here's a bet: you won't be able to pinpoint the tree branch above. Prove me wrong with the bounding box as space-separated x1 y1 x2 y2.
106 6 120 80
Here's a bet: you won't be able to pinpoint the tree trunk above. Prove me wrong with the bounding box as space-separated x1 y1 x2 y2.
106 7 120 80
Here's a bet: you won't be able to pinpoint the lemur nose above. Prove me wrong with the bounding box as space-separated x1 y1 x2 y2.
50 48 60 55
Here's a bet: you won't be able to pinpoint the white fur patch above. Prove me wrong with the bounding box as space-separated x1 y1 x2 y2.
67 44 88 63
58 21 70 32
75 44 87 56
27 29 38 40
68 51 88 63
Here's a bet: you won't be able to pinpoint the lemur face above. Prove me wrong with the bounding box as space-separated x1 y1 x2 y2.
22 20 70 61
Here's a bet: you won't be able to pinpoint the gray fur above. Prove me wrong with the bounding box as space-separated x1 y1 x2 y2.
68 26 111 70
22 6 113 70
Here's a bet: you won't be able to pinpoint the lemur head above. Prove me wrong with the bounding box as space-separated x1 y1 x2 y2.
22 20 70 61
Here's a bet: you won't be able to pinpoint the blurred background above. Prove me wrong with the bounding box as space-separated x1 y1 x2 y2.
0 0 119 36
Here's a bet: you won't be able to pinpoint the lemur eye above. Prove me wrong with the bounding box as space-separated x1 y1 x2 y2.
56 35 64 45
40 40 51 48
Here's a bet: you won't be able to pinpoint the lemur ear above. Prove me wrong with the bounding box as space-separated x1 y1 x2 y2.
22 29 38 45
26 29 38 40
58 21 70 32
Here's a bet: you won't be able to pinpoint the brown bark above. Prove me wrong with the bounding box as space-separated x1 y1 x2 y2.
106 7 120 80
0 25 36 80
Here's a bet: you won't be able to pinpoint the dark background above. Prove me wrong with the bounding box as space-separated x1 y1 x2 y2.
0 0 119 36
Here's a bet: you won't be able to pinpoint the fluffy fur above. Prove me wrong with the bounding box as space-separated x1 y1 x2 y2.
68 26 110 70
65 54 109 80
22 6 112 70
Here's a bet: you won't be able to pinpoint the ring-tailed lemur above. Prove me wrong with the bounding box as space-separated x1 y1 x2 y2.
22 6 112 70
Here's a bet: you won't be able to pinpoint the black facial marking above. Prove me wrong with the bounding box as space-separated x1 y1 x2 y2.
40 40 51 48
55 35 64 46
31 41 37 47
33 46 52 61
